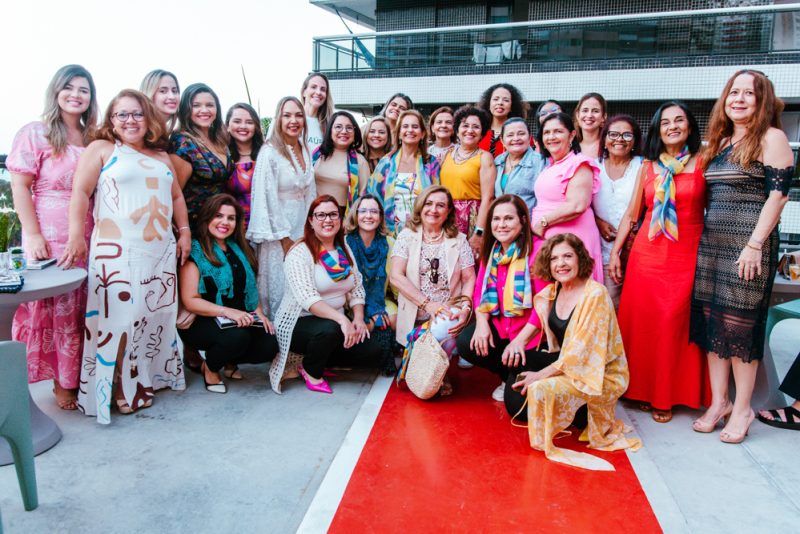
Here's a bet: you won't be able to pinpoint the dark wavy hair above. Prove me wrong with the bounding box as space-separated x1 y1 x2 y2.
480 195 532 264
644 101 701 161
225 103 264 163
533 233 595 282
453 105 491 139
177 83 228 150
319 110 363 158
301 195 354 267
194 194 256 269
94 89 169 151
536 112 581 159
477 83 529 120
598 114 643 159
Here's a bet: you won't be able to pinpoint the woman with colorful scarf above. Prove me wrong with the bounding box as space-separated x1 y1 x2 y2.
313 111 371 214
609 102 709 424
345 194 398 375
271 195 382 394
366 109 440 235
179 194 279 394
456 195 550 403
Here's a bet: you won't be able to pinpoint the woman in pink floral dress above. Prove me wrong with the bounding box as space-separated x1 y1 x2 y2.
8 65 97 410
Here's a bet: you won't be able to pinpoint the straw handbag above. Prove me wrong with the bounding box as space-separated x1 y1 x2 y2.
404 328 449 400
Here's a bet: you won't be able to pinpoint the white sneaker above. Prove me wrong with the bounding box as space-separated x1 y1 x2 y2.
492 382 505 402
457 357 474 369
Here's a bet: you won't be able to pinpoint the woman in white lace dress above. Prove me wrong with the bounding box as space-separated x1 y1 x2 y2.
247 96 316 319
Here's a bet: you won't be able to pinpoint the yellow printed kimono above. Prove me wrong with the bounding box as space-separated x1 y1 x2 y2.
527 279 641 470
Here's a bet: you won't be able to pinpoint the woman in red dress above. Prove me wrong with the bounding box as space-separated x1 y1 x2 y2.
609 101 709 423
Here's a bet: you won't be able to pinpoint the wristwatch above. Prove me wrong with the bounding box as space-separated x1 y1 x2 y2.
540 216 548 228
474 227 484 237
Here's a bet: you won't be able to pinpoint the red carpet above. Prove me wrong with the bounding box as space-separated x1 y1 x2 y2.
329 368 661 533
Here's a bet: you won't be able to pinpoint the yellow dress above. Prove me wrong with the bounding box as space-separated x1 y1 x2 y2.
527 279 641 471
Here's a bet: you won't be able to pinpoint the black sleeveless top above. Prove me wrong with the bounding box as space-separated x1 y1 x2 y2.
548 292 575 346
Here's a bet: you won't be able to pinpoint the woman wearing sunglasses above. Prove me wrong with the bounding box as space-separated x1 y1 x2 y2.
390 185 476 395
592 115 644 307
270 195 382 394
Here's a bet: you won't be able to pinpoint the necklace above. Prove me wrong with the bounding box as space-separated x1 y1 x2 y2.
422 228 444 243
454 146 479 164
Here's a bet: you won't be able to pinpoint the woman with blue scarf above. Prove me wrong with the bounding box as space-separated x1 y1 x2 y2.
179 194 279 393
345 194 398 374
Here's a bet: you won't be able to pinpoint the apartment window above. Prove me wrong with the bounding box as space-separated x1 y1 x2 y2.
488 2 512 24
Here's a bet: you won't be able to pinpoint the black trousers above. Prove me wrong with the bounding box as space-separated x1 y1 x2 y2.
179 316 279 373
780 351 800 400
290 315 383 379
455 320 587 427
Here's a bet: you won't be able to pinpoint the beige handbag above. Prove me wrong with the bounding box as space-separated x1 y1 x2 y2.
404 329 449 400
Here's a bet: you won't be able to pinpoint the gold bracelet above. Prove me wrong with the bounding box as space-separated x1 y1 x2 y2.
420 295 431 309
746 243 762 251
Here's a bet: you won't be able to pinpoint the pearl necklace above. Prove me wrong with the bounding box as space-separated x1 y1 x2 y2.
422 228 445 243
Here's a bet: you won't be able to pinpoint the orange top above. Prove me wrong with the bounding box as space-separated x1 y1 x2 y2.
440 150 482 200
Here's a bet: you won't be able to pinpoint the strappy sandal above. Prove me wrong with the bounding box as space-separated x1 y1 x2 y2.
52 387 78 411
757 405 800 431
116 398 133 415
223 365 243 380
652 409 673 423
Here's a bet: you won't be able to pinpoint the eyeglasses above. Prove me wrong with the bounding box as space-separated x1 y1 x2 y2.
113 111 145 122
538 106 561 117
313 211 340 221
356 208 380 216
333 124 355 133
607 131 635 142
427 258 440 285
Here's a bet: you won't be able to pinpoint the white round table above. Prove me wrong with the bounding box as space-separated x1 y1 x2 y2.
0 267 87 466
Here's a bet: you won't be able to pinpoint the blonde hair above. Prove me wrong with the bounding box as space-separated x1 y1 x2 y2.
391 109 431 163
360 116 392 162
301 73 334 134
267 96 309 170
406 185 458 238
140 69 179 131
42 64 98 156
344 194 388 235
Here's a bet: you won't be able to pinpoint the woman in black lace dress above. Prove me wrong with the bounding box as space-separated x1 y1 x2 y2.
690 70 794 443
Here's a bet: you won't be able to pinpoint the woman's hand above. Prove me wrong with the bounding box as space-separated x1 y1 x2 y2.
468 233 483 257
352 317 370 343
448 306 472 335
608 252 623 284
736 246 762 281
255 307 275 335
368 313 390 332
176 232 191 266
596 218 617 242
339 318 359 349
512 371 541 396
532 220 544 238
223 307 254 328
470 319 494 357
501 336 527 368
57 237 86 268
26 233 51 260
424 301 452 320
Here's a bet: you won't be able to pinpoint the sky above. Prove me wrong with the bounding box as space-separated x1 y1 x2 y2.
0 0 369 153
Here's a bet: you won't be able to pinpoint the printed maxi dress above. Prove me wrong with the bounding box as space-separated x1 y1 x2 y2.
78 144 185 424
7 121 93 387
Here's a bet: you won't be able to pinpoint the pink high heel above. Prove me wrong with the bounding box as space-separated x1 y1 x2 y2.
692 402 732 433
298 365 333 394
720 410 755 444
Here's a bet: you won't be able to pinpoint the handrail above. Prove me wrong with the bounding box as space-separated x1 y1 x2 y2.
313 3 800 40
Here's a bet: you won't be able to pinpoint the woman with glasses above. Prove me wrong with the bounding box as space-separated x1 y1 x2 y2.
345 194 398 375
170 83 232 230
535 100 563 125
575 93 607 158
609 102 707 424
494 118 546 212
476 83 530 157
271 195 382 394
313 111 371 214
9 64 97 411
592 115 643 307
361 116 392 173
366 109 440 235
59 89 190 422
247 96 316 320
379 93 413 142
390 185 476 395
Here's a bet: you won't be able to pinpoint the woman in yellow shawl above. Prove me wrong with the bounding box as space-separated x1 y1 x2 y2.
509 233 640 470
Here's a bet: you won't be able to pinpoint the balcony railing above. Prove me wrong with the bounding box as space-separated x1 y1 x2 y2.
313 4 800 73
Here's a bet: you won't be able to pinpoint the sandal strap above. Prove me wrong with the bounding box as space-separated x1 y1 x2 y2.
783 405 800 423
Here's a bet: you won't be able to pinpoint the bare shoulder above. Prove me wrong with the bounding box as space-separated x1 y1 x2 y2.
761 127 793 168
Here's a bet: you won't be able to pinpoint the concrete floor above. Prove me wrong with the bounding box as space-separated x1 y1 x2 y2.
1 321 798 533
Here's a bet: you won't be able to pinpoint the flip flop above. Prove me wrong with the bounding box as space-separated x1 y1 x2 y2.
757 405 800 431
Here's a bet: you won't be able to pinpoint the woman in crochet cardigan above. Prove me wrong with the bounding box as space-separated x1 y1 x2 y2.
270 195 382 394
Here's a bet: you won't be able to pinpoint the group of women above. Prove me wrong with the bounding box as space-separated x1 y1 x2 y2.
6 64 794 469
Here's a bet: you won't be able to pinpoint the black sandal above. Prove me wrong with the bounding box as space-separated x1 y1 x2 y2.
757 405 800 431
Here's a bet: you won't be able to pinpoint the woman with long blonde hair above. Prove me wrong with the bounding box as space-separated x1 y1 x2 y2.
140 69 180 131
8 64 98 410
690 70 794 443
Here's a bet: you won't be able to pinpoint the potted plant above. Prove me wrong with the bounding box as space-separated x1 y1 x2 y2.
0 195 19 275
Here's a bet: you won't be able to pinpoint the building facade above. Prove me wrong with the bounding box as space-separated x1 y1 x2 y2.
311 0 800 139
